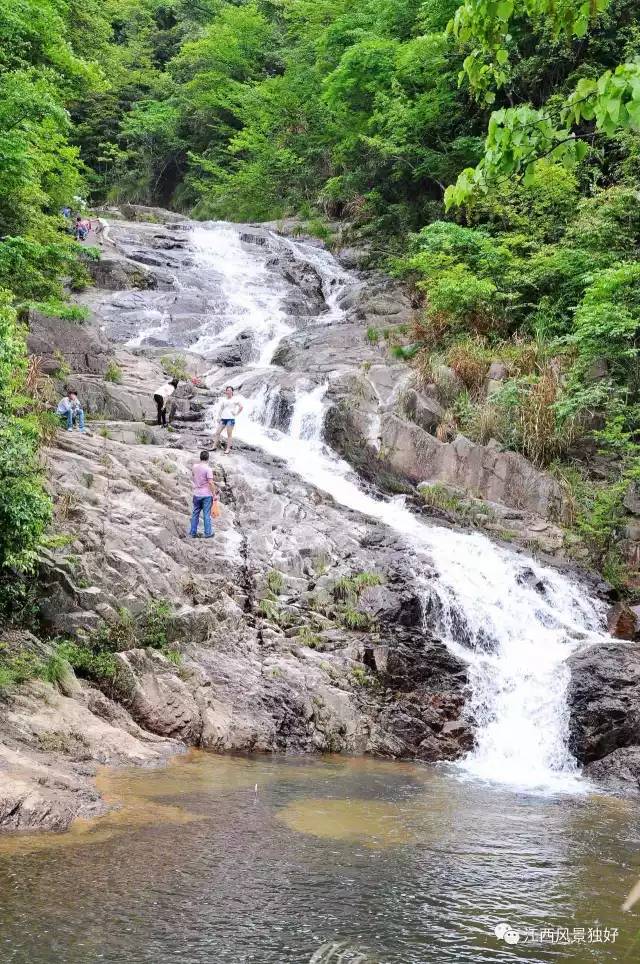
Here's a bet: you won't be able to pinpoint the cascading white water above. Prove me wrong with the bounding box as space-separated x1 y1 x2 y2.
190 223 293 366
289 382 329 441
197 224 611 794
126 308 170 348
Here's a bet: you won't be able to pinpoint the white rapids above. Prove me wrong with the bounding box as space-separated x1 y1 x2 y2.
190 224 293 367
195 222 610 795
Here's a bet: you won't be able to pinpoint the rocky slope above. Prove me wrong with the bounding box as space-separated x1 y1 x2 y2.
2 208 639 832
2 213 469 830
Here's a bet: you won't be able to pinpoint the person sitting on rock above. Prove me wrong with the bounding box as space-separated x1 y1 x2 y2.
56 389 85 432
189 450 219 539
213 386 243 455
74 216 89 241
153 378 179 427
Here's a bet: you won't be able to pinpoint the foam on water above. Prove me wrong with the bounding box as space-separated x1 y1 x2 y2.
196 223 611 795
190 223 293 366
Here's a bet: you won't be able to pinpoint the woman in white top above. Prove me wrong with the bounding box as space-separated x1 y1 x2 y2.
213 386 243 454
153 378 178 426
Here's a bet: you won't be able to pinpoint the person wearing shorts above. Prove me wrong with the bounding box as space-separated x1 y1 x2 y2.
213 386 243 455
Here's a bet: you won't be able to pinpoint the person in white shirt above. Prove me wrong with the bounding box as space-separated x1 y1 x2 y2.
56 390 85 432
153 378 179 426
93 216 111 245
213 386 243 455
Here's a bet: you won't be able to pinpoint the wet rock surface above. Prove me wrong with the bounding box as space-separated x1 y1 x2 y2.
5 208 633 831
568 639 640 785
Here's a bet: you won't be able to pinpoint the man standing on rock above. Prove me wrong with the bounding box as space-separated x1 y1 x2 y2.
213 386 243 455
93 216 110 246
153 377 179 427
190 451 218 539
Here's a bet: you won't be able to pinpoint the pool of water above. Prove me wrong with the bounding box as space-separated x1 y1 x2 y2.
0 753 638 963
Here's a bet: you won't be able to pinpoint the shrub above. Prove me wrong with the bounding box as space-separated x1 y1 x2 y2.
0 574 41 630
400 221 509 280
259 597 281 622
56 640 119 683
104 361 123 384
304 218 332 242
139 599 173 650
332 571 382 602
341 606 373 631
0 645 45 692
460 400 511 446
27 300 88 323
390 343 419 360
426 267 498 333
352 571 384 592
366 326 380 344
468 161 579 243
266 569 284 594
43 649 73 687
567 187 640 257
554 465 632 574
0 237 86 304
420 483 466 513
51 600 177 686
521 246 606 339
160 354 188 381
297 625 321 648
446 338 491 392
0 292 52 618
92 607 136 653
350 665 374 687
567 262 640 394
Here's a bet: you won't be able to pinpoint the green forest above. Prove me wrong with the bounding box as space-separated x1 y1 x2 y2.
3 0 640 607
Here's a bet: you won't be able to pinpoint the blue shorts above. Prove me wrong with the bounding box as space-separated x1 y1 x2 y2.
220 418 235 427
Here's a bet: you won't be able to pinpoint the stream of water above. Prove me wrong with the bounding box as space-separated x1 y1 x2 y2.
3 220 635 964
0 753 638 964
194 222 610 795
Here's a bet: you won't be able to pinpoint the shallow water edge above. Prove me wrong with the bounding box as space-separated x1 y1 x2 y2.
1 751 639 963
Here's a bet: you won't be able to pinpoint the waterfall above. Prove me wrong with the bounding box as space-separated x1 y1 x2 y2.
289 382 329 442
196 223 610 794
190 224 293 366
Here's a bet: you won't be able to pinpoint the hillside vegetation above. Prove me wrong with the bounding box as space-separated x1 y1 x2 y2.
2 0 640 605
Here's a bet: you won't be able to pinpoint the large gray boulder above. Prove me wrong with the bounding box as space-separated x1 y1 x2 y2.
380 415 569 521
86 257 157 291
584 747 640 791
624 481 640 516
402 387 444 435
568 639 640 768
27 309 112 376
115 649 203 742
120 204 189 224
